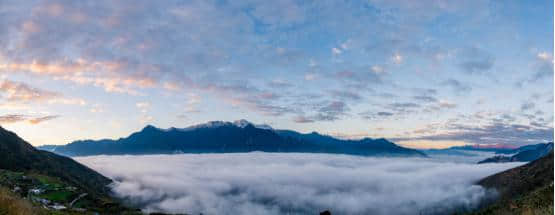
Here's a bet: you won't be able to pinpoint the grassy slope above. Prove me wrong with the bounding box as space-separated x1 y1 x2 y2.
0 169 141 214
468 152 554 215
469 183 553 215
0 187 99 215
0 187 38 215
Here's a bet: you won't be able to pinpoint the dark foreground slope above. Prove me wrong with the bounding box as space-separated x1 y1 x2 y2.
39 120 426 157
0 126 110 197
469 151 553 215
0 126 137 214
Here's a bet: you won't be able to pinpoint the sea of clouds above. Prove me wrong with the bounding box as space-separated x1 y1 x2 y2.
76 153 522 215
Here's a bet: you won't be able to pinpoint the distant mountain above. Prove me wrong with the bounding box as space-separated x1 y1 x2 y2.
477 142 553 164
38 120 426 157
469 150 553 214
447 145 517 154
422 148 478 156
0 126 111 197
495 142 553 155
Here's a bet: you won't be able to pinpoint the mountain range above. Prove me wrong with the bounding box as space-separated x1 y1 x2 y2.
38 120 427 157
445 145 518 154
477 142 553 164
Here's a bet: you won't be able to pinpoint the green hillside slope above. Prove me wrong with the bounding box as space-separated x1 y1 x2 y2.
469 151 553 215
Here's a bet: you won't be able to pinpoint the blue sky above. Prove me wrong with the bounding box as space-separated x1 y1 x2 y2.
0 0 553 148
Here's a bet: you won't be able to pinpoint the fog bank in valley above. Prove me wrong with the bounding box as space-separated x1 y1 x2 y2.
76 153 522 215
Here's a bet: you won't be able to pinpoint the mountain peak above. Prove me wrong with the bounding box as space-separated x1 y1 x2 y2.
139 120 273 133
233 119 253 128
142 124 160 131
233 119 273 130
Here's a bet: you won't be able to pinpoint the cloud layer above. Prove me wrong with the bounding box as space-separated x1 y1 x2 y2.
77 153 521 215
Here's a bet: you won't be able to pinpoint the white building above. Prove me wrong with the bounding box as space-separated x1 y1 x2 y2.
50 204 67 210
29 188 42 194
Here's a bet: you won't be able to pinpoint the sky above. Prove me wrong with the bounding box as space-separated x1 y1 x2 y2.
0 0 553 148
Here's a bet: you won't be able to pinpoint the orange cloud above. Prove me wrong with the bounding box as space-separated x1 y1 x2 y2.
21 21 41 34
0 59 157 95
28 115 59 124
0 114 59 125
0 114 27 124
0 79 59 102
0 79 85 106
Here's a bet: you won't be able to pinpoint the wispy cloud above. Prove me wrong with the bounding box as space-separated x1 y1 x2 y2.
292 115 315 123
413 95 438 103
394 121 553 146
329 90 362 101
0 79 85 107
28 115 59 124
359 111 395 121
441 79 472 94
457 47 495 74
531 51 554 82
0 114 27 124
0 114 59 125
0 79 58 102
295 101 350 123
